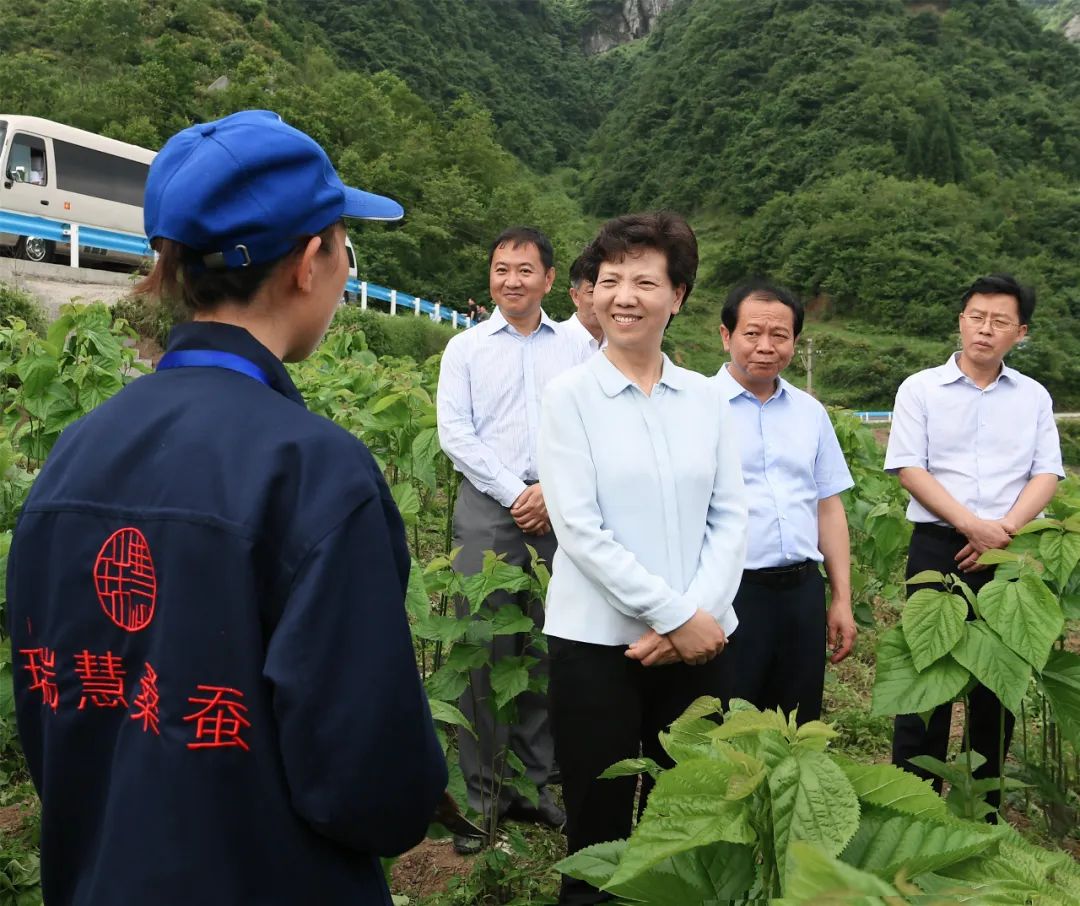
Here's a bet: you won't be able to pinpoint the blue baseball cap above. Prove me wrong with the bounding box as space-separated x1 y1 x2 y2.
144 110 403 269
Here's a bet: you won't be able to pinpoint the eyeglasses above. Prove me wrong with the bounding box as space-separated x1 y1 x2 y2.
961 312 1020 332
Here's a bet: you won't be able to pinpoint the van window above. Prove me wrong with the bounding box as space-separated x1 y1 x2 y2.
345 238 356 270
0 122 7 159
6 133 47 186
53 140 148 207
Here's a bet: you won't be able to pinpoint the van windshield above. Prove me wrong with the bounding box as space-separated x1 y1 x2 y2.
0 122 7 159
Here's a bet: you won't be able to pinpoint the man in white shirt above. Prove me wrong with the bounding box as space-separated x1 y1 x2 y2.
715 280 856 725
437 226 589 851
558 252 604 354
885 273 1064 812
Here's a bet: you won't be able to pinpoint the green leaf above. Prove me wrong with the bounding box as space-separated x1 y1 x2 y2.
370 391 405 414
673 695 727 725
15 353 58 399
977 576 1062 671
427 700 475 738
489 655 537 710
1039 530 1080 588
424 665 469 702
785 841 901 900
902 588 967 672
445 643 489 672
658 717 716 763
404 560 430 622
793 720 839 751
1039 648 1080 749
390 482 421 525
711 707 789 741
906 569 947 586
834 758 948 819
950 622 1031 715
769 750 861 889
840 805 1000 878
871 627 970 717
1015 518 1062 535
975 548 1022 565
489 604 534 636
410 426 441 491
460 553 533 613
607 758 755 888
599 757 663 781
558 839 757 903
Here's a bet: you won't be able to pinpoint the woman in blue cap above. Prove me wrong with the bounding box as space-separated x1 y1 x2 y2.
7 110 447 906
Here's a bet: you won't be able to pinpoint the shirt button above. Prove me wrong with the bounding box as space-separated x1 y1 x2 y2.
786 553 795 560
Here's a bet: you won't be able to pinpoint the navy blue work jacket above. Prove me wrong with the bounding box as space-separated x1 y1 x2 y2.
8 321 447 905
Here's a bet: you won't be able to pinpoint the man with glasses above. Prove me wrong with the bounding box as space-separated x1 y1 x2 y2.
884 273 1063 814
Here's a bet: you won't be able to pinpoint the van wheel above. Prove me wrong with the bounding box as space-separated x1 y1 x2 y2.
15 236 54 264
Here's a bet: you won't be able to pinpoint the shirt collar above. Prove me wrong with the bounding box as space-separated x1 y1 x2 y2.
481 305 557 338
715 362 787 403
591 351 686 397
163 321 306 407
937 352 1017 388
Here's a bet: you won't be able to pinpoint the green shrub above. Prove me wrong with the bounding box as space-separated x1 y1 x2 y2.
1058 420 1080 469
331 306 455 360
0 284 47 336
110 294 181 348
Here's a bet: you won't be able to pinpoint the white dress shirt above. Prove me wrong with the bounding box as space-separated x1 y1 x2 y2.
437 307 591 507
538 353 748 645
557 313 603 354
715 365 853 570
884 353 1064 524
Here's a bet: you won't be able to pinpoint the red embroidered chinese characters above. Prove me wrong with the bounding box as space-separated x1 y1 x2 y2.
74 650 128 709
183 686 251 751
93 527 157 632
130 663 161 735
21 647 59 710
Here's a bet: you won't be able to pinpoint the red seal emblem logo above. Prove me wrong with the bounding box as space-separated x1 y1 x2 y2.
94 528 157 632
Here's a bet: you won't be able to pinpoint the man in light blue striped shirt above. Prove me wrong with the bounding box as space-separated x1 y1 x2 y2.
715 280 856 726
436 227 589 849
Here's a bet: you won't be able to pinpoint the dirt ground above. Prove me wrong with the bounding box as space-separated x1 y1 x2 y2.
392 837 472 901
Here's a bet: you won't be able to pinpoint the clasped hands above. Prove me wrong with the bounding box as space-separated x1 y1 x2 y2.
625 609 726 668
510 483 550 535
955 516 1016 573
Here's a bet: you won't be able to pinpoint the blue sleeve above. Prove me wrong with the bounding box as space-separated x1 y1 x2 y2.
264 486 447 857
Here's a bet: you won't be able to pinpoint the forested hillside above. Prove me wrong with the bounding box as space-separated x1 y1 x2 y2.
0 0 592 307
579 0 1080 403
287 0 602 171
2 0 1079 404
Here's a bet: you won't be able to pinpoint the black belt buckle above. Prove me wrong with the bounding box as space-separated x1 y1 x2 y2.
742 559 816 589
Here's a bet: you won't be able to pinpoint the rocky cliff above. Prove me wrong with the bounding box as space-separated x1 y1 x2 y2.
584 0 677 54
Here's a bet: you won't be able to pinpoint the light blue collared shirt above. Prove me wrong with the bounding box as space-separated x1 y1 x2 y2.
885 353 1064 524
538 353 748 645
715 364 853 570
437 307 591 507
556 313 603 354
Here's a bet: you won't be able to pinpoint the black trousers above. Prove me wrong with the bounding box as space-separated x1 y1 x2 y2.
729 568 826 724
548 637 734 906
891 524 1015 811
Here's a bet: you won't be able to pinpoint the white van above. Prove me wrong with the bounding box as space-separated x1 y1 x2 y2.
0 115 155 267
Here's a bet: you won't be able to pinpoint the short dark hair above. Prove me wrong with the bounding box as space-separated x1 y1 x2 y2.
591 211 698 306
721 279 804 337
961 273 1035 326
488 226 554 271
569 247 599 288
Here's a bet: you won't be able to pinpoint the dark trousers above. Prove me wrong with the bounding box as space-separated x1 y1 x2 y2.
452 480 558 816
892 524 1016 811
729 568 826 724
549 636 734 906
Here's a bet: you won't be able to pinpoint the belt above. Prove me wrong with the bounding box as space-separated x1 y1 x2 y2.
913 522 963 543
742 559 817 589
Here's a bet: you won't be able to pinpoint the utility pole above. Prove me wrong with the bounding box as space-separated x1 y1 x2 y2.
801 335 815 397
